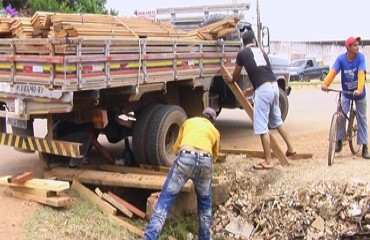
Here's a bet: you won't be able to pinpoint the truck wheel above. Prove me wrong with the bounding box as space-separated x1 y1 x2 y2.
320 72 327 81
147 105 187 166
279 88 289 121
298 74 305 82
132 103 162 164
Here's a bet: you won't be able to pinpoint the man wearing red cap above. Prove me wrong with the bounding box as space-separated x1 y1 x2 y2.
321 36 370 159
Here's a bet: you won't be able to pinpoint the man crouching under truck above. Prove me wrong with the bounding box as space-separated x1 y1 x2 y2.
144 107 220 240
52 110 128 168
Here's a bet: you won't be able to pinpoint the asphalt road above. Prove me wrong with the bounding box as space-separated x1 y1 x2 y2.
0 84 366 177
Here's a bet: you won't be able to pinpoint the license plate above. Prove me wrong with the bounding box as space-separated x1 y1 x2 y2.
7 118 27 129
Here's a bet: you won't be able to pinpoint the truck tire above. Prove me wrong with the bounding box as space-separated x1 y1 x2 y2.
279 88 289 121
298 74 305 82
132 103 162 164
320 72 327 81
147 105 187 166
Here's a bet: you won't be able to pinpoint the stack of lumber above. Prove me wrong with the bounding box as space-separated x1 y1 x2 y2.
9 17 34 38
0 17 15 36
31 11 54 38
48 13 188 39
190 16 239 40
0 172 73 208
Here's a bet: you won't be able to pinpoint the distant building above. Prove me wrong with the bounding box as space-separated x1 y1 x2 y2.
270 40 370 70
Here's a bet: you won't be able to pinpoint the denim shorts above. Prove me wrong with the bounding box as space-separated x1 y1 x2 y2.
253 81 283 134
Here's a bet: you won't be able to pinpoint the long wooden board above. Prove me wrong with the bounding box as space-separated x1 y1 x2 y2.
220 148 313 160
0 176 70 192
220 66 290 166
49 167 193 192
102 193 133 218
12 191 72 208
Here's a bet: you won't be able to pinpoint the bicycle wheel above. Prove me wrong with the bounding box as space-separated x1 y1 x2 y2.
348 110 361 154
328 113 340 166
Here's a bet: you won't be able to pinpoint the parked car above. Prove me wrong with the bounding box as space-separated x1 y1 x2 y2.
289 59 330 82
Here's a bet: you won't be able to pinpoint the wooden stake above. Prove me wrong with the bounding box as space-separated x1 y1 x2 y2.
220 66 289 166
109 215 144 237
10 172 34 184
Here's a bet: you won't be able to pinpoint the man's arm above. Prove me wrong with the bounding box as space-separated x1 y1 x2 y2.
86 127 114 163
224 64 243 83
321 70 337 91
212 132 220 162
172 125 184 154
354 70 366 96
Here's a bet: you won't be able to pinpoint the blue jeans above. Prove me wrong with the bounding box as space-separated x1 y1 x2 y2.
144 152 213 240
338 96 368 145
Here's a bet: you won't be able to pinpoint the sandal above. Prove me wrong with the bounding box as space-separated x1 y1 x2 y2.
253 162 274 170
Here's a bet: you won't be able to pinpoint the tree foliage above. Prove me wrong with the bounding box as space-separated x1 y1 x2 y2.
3 0 118 15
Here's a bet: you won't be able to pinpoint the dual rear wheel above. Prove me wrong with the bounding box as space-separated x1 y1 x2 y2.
132 104 187 167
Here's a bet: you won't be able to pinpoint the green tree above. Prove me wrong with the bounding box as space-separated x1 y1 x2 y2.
5 0 118 15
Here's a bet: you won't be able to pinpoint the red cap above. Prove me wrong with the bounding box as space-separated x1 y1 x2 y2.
345 36 361 48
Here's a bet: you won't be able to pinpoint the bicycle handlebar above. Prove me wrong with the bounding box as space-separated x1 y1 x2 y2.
326 89 355 96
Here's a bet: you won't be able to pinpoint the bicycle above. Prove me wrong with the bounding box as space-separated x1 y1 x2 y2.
326 89 361 166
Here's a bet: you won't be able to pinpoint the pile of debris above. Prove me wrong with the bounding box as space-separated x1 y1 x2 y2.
212 171 370 239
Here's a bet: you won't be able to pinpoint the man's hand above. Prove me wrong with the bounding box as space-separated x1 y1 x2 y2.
243 88 254 97
354 90 362 96
321 85 328 92
223 73 233 84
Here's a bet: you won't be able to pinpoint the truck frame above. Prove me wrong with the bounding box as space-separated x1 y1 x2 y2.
0 2 291 168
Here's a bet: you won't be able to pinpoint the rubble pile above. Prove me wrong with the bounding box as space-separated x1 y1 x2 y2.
212 171 370 239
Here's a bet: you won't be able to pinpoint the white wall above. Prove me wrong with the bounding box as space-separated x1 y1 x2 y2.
270 41 370 70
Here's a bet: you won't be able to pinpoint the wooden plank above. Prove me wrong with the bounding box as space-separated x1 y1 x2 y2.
109 215 144 238
49 167 193 192
220 148 313 160
12 191 72 208
108 191 146 219
220 66 290 166
10 186 57 198
139 164 170 173
99 165 166 176
0 176 70 192
10 172 34 184
71 180 117 216
102 193 133 218
95 187 103 197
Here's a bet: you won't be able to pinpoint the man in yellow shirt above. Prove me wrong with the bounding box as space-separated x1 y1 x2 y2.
144 107 220 240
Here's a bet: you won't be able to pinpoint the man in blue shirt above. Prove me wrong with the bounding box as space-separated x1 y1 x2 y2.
321 36 370 159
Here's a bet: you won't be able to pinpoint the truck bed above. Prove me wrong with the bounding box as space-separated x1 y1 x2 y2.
0 38 240 118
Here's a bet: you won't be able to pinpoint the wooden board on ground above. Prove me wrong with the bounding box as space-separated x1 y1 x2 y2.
109 215 144 238
10 172 34 184
71 180 117 216
0 176 70 192
12 191 72 208
49 167 193 192
99 165 166 176
219 66 289 166
10 186 57 198
108 191 146 219
220 148 313 160
102 193 133 218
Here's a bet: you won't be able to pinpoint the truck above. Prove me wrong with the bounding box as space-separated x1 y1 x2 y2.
289 58 330 82
0 2 291 169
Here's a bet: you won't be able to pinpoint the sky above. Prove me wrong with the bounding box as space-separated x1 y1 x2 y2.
105 0 370 42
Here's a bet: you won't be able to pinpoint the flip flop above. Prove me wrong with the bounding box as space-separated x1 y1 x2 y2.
253 162 274 170
286 151 297 157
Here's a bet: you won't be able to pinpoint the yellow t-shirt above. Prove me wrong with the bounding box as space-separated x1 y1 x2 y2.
173 117 220 162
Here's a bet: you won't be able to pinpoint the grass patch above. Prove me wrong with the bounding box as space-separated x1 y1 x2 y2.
19 191 134 240
160 215 198 240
